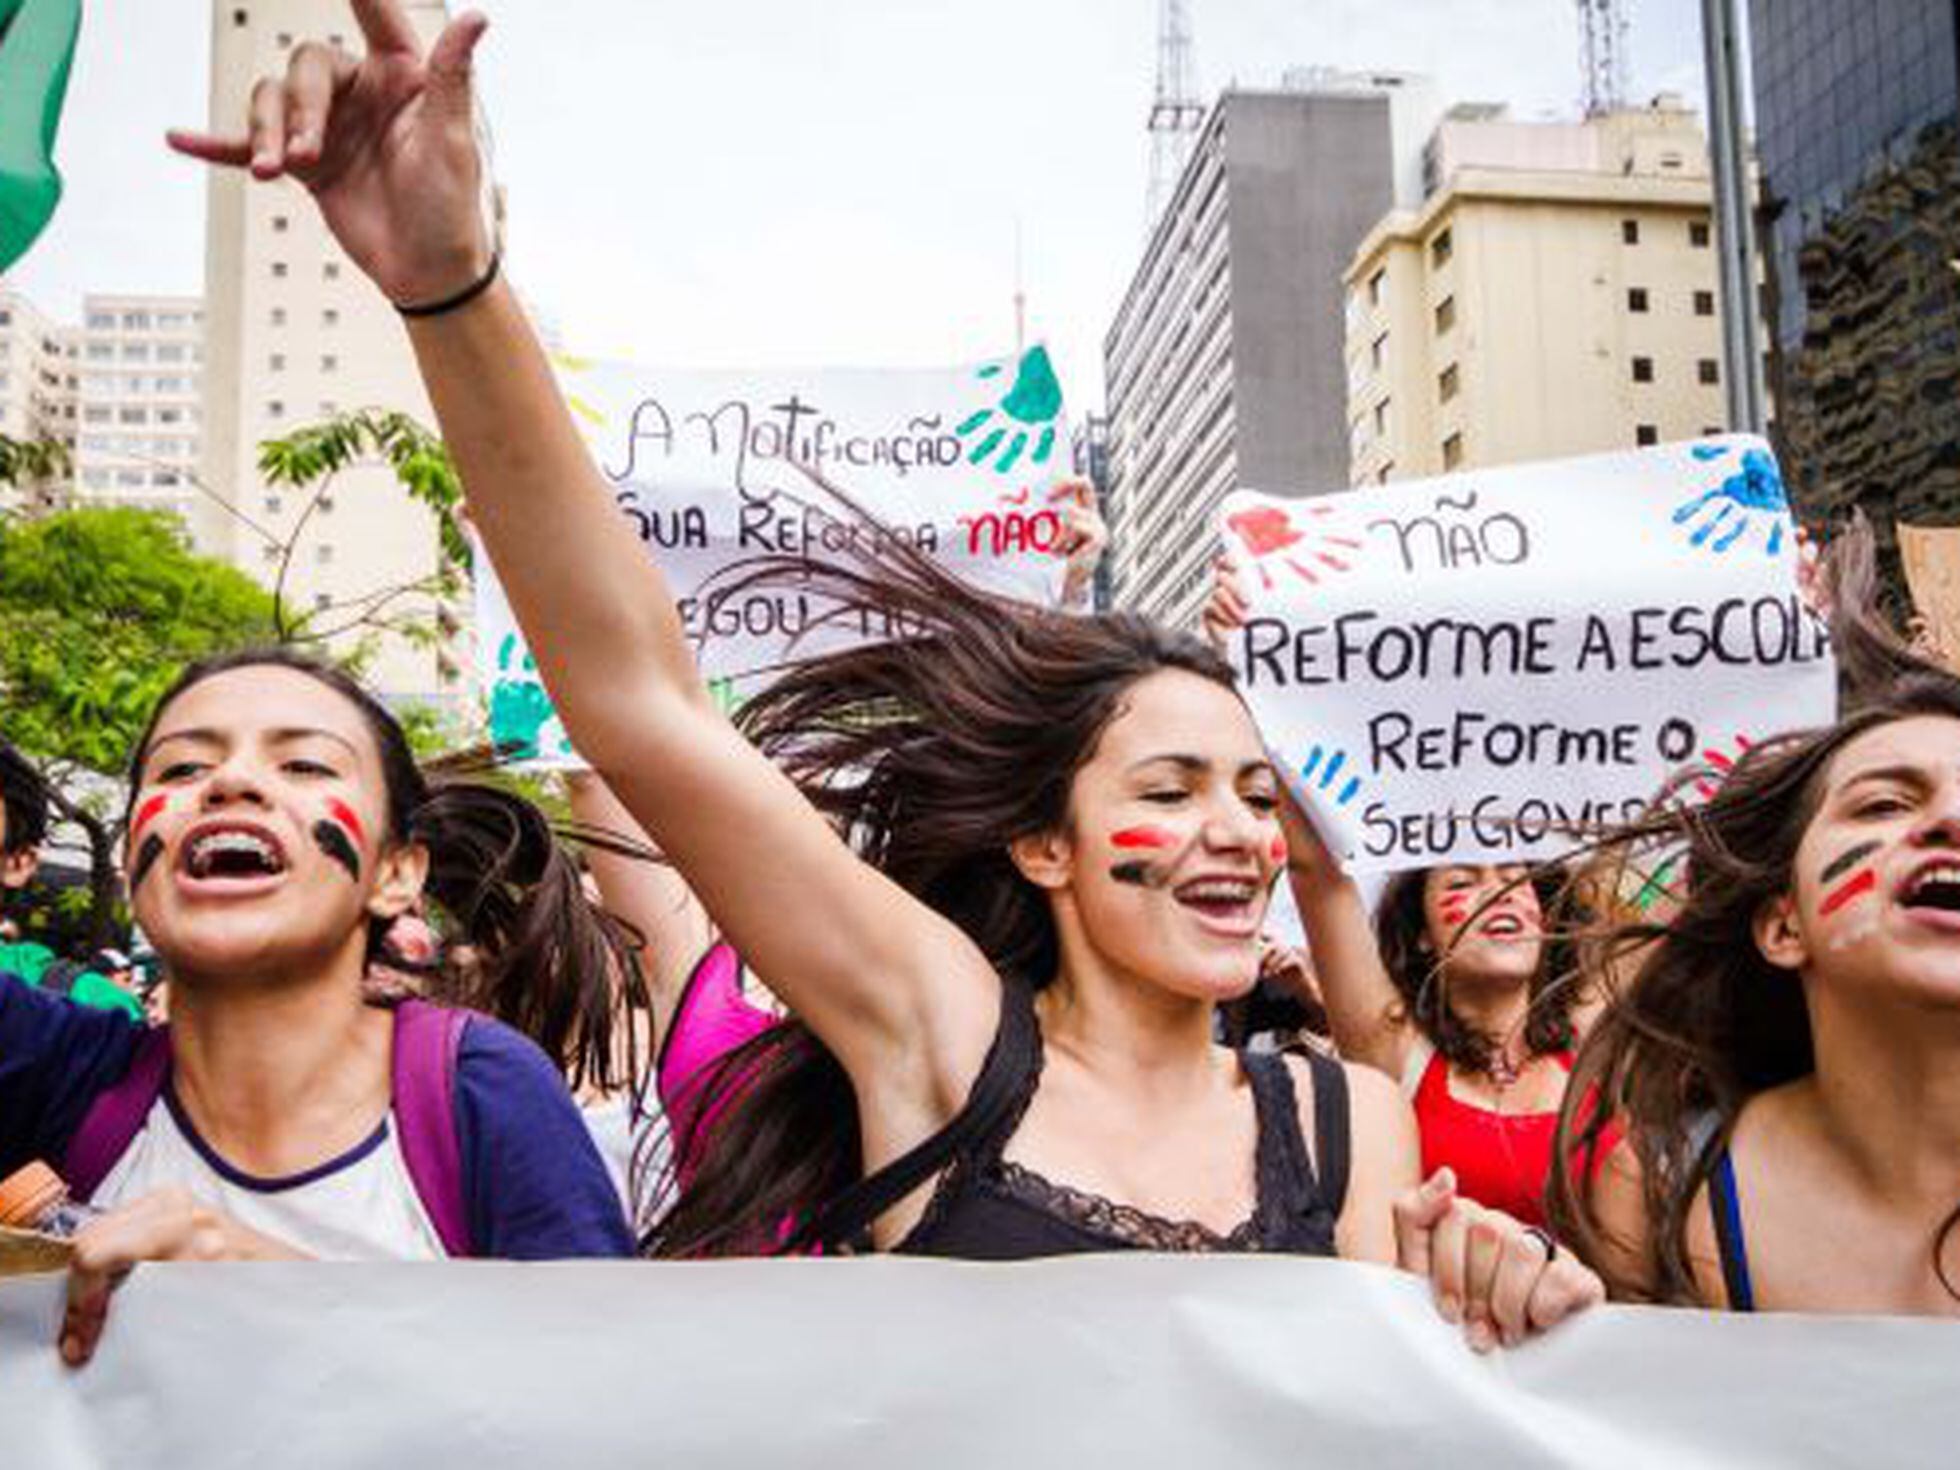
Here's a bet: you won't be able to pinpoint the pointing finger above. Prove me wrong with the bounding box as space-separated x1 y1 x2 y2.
349 0 426 57
165 128 254 168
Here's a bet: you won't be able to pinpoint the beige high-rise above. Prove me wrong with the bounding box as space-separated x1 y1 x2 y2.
1345 99 1734 487
199 0 458 701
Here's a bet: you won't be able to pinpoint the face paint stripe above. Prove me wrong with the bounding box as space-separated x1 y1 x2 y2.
1110 861 1168 889
325 798 366 847
1819 869 1877 918
1110 826 1176 851
1818 841 1882 886
131 793 169 839
130 835 165 892
312 821 363 883
1269 835 1288 865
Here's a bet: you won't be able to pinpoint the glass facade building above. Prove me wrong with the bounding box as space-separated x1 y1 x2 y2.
1748 0 1960 541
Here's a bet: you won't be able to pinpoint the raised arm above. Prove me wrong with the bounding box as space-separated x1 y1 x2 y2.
167 2 997 1117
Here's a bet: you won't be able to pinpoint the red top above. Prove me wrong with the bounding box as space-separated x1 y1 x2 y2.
1410 1048 1568 1227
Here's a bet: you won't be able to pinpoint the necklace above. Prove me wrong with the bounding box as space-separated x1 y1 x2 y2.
1488 1050 1522 1089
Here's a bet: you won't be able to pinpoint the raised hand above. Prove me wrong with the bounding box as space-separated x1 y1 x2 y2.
166 0 493 308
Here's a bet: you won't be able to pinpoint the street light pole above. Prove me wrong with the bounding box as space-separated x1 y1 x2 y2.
1702 0 1769 432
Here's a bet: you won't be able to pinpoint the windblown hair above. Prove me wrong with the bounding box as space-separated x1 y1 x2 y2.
647 484 1239 1258
126 646 651 1092
1372 865 1575 1077
1548 517 1960 1303
0 737 49 855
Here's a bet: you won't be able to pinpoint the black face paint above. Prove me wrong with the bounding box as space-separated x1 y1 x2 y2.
1819 840 1882 886
312 821 362 883
1110 861 1169 889
130 835 166 893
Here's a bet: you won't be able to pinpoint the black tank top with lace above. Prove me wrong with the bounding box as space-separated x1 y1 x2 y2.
808 980 1351 1259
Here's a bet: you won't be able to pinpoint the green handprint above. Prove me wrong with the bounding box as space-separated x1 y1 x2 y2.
489 634 563 762
956 346 1063 474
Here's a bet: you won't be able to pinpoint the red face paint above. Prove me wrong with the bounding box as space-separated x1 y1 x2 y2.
1110 826 1177 851
325 798 366 847
1268 835 1288 865
130 793 170 840
1819 868 1877 918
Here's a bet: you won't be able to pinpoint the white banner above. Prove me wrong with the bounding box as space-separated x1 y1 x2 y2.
1220 438 1837 873
476 349 1073 765
2 1256 1951 1468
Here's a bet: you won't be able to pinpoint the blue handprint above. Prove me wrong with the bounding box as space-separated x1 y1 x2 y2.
489 634 572 762
1300 744 1364 808
1672 446 1789 556
956 346 1063 475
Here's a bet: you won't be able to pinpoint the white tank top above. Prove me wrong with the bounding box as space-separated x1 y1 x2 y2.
93 1089 447 1260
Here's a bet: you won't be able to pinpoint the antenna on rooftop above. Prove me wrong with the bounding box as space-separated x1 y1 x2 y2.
1578 0 1631 116
1146 0 1206 227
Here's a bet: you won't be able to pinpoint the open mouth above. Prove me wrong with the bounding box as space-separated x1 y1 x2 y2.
1171 876 1262 932
1899 862 1960 915
1479 912 1535 940
179 825 290 883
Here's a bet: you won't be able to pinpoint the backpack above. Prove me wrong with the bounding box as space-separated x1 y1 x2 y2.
57 1000 477 1258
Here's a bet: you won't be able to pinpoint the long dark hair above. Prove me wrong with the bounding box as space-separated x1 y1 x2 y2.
127 646 651 1092
1549 519 1960 1303
1372 867 1575 1077
647 489 1240 1257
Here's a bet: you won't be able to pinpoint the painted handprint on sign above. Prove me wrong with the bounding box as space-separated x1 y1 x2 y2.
1224 502 1364 591
956 346 1063 475
1299 744 1365 809
1693 732 1754 801
489 635 575 764
1673 445 1789 556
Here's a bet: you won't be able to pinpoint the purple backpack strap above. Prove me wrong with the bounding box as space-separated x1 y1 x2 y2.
392 1000 474 1259
63 1026 173 1202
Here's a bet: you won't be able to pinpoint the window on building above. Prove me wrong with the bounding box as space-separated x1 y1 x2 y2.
322 308 339 327
83 468 109 489
271 261 288 278
157 343 186 362
1632 356 1655 383
154 471 180 488
1430 228 1453 267
1628 288 1650 313
264 545 282 564
85 342 112 361
264 496 282 514
1434 296 1456 334
1702 425 1723 436
271 307 287 326
321 355 338 373
1370 334 1387 372
314 593 332 612
1367 268 1386 307
1442 432 1464 470
272 215 289 233
1622 219 1640 245
122 342 150 362
269 354 286 372
1694 290 1716 316
276 31 292 47
1373 400 1390 436
86 312 115 330
319 400 339 415
318 496 335 514
1438 363 1459 402
83 406 109 424
317 544 334 564
122 311 150 330
159 312 186 329
267 400 285 418
322 261 341 281
1698 358 1720 385
116 469 143 487
1690 219 1712 248
1636 424 1659 446
118 407 146 425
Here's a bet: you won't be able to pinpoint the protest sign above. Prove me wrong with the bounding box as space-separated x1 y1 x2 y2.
2 1255 1950 1468
1898 522 1960 668
475 348 1073 766
1220 437 1837 872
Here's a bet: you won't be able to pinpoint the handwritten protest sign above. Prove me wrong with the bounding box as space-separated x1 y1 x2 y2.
475 349 1073 765
1220 437 1837 873
1898 522 1960 668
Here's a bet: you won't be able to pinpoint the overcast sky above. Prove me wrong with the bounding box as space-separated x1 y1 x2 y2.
11 0 1710 402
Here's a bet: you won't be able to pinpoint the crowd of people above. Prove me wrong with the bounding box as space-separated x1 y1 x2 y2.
5 1 1959 1375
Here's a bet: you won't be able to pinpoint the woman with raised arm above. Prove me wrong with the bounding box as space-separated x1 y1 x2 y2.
1549 527 1960 1315
172 1 1602 1351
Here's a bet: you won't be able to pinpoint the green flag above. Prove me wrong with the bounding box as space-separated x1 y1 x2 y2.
0 0 83 272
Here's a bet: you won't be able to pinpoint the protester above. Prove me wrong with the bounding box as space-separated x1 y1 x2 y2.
1552 524 1960 1315
171 2 1606 1354
0 648 643 1367
0 740 143 1021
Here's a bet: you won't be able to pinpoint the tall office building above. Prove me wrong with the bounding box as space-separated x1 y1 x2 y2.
1103 73 1440 629
1748 1 1960 541
199 0 460 701
71 295 205 523
0 286 72 513
1345 100 1730 483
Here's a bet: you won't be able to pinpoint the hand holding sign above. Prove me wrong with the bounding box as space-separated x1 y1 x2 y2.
166 0 494 309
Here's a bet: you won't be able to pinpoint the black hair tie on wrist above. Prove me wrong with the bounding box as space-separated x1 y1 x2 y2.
395 251 501 319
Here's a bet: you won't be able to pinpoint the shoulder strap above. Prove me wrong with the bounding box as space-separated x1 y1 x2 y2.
1399 1037 1435 1100
801 980 1035 1252
1707 1148 1755 1312
392 1000 474 1259
1305 1050 1352 1218
62 1025 172 1202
